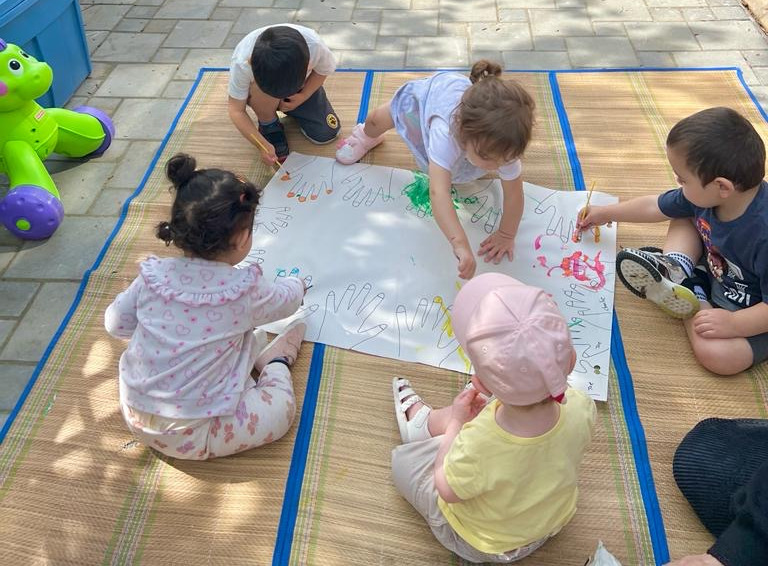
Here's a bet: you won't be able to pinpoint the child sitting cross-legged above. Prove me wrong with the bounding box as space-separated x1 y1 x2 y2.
390 273 596 563
577 107 768 376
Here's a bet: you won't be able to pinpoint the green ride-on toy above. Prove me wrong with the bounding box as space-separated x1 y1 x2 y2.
0 38 114 239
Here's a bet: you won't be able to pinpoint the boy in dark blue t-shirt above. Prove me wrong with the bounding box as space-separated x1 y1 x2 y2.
577 107 768 376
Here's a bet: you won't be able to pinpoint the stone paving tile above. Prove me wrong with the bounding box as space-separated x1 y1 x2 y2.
0 248 16 273
219 0 272 6
440 0 497 22
127 5 160 18
164 20 233 48
115 19 149 33
89 188 137 216
650 7 684 20
112 98 184 139
567 36 641 67
689 20 768 50
0 364 33 411
499 9 529 22
380 10 439 36
231 9 298 34
586 0 653 21
152 47 189 64
626 22 701 51
95 64 177 98
0 283 80 363
406 37 469 67
297 0 355 22
211 7 242 20
106 141 163 190
86 30 111 54
0 322 16 352
352 9 382 22
534 36 567 50
82 4 131 31
48 161 118 215
163 80 196 98
303 22 379 51
672 50 758 83
712 6 751 19
4 218 118 280
531 9 595 36
0 281 39 317
154 0 218 19
593 22 627 36
470 23 533 51
92 32 166 62
174 49 233 80
357 0 410 8
646 0 706 6
503 50 573 69
637 51 676 66
339 50 406 68
144 19 177 34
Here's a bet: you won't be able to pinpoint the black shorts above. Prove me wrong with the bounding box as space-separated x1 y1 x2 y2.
709 278 768 365
285 86 340 143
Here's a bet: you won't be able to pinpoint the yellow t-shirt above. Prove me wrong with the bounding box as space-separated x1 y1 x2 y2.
438 388 596 554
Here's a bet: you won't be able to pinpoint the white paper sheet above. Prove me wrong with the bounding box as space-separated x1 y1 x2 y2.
240 153 618 400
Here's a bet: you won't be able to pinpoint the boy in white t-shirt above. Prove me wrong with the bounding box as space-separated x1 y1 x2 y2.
391 273 596 563
227 24 340 164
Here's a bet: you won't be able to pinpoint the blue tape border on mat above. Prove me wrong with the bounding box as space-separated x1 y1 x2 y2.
548 70 670 564
271 70 374 566
0 67 215 445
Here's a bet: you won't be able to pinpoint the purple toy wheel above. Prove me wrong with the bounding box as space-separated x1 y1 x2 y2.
0 185 64 240
73 105 116 157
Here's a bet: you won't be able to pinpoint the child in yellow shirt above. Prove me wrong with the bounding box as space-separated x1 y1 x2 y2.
391 273 596 562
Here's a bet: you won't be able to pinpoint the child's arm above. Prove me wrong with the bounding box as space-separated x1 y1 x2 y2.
429 162 476 280
433 387 486 503
279 71 327 112
478 177 523 263
227 96 278 166
250 275 306 327
692 301 768 339
104 278 141 339
577 194 670 230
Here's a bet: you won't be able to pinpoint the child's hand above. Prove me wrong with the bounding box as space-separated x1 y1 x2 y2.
692 309 740 339
450 387 487 425
259 141 279 166
576 205 611 230
478 231 515 264
452 241 477 280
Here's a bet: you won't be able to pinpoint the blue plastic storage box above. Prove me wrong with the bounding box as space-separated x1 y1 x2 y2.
0 0 91 107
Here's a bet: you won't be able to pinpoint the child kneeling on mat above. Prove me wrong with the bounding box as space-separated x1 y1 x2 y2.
390 273 596 563
105 153 309 460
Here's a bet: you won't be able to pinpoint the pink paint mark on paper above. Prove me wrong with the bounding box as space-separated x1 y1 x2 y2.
534 235 543 250
540 250 607 290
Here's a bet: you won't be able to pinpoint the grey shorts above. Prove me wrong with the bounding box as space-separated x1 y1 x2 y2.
285 85 340 143
709 278 768 365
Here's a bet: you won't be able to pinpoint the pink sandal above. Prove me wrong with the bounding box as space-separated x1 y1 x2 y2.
392 377 432 443
335 123 385 165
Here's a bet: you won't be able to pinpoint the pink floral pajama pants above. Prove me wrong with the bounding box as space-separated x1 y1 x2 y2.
121 363 296 460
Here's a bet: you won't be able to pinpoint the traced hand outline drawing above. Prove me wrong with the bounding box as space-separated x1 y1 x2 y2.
461 181 501 234
254 206 292 235
339 165 396 207
239 247 266 267
394 296 465 369
316 282 387 349
283 157 333 203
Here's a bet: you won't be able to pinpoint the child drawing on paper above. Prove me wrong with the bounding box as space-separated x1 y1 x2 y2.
105 153 309 460
335 60 535 279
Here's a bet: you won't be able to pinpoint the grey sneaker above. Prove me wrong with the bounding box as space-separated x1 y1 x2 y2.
616 247 700 319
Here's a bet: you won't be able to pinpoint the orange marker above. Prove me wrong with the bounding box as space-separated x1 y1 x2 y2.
249 133 290 180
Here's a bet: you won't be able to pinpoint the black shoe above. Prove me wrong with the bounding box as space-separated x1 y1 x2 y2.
259 120 289 163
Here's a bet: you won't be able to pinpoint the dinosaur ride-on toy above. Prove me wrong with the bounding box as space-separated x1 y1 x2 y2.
0 38 114 239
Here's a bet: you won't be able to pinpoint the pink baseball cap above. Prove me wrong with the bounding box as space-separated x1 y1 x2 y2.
451 273 573 406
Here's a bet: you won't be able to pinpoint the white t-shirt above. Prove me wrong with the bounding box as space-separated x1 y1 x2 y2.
428 118 522 181
228 24 336 100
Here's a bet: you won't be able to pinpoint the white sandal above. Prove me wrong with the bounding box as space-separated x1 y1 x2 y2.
392 377 432 443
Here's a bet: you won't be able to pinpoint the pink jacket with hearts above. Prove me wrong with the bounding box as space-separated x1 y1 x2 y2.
105 256 304 419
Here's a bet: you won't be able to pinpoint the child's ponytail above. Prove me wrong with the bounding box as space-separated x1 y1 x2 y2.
469 59 502 84
166 153 197 188
156 153 262 260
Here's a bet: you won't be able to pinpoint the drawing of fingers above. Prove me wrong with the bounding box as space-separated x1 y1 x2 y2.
340 166 395 207
285 171 331 203
463 185 500 233
317 283 387 348
240 247 266 267
254 206 292 235
274 266 311 285
394 296 462 366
